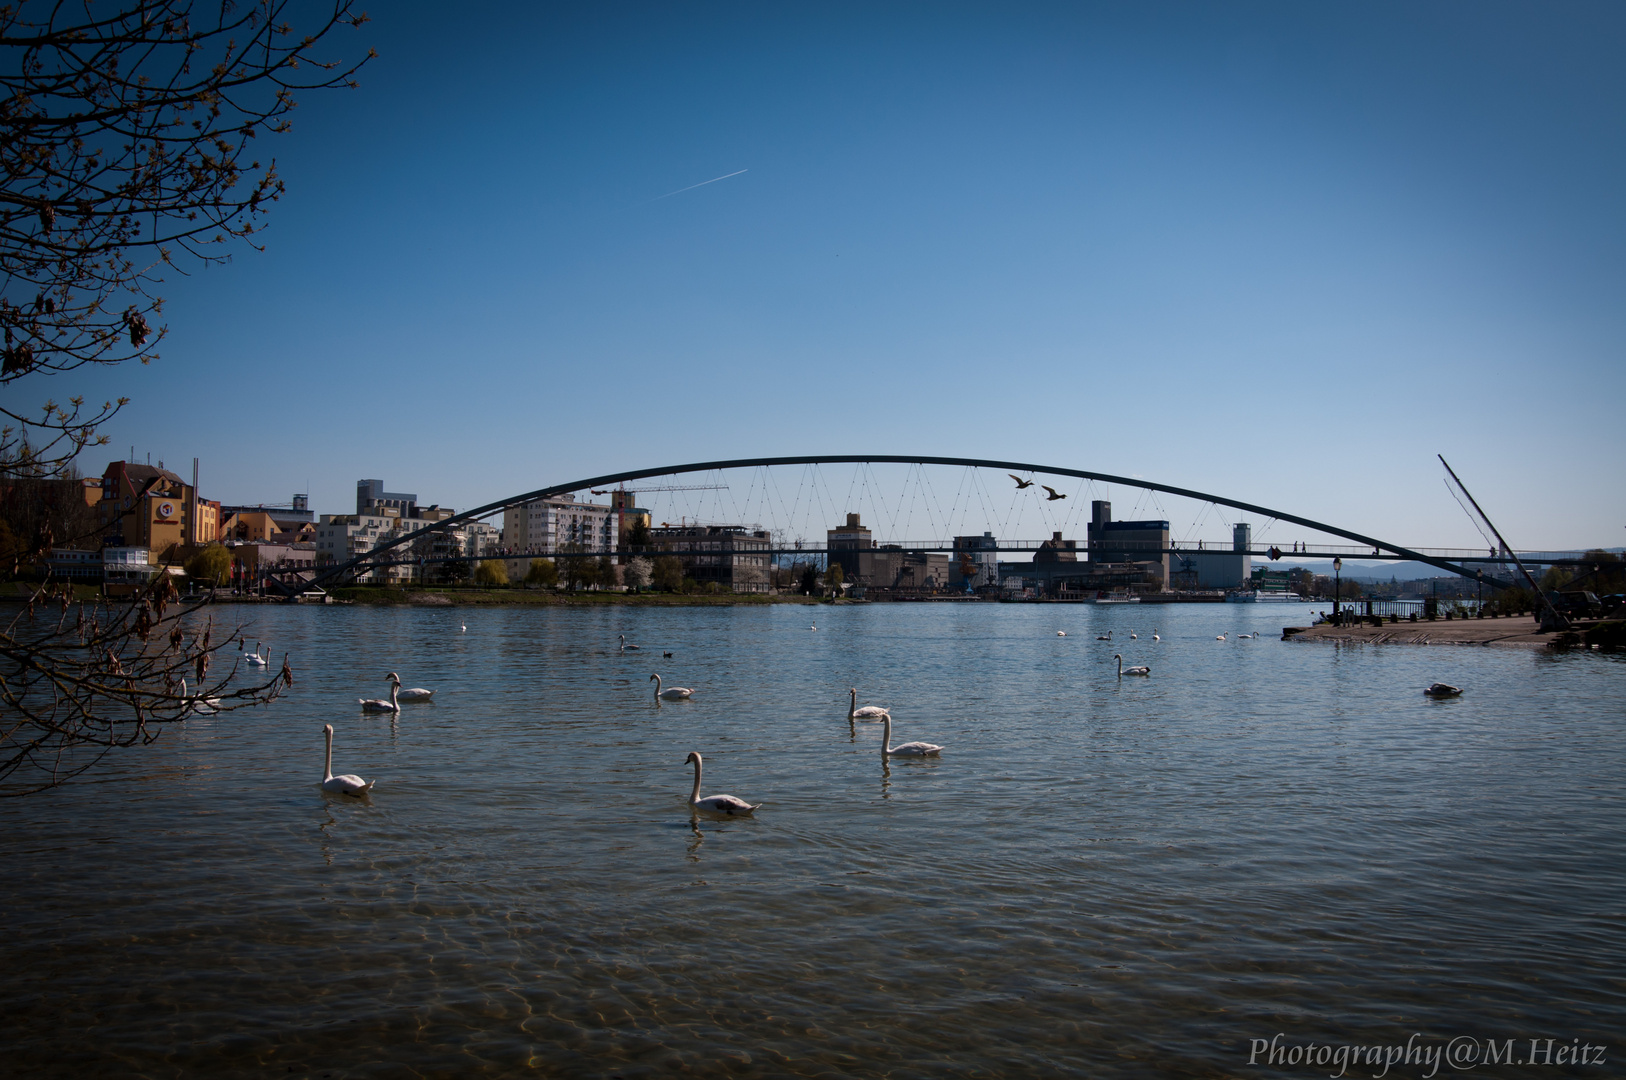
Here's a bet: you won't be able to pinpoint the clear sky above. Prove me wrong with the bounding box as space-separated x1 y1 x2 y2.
48 1 1625 549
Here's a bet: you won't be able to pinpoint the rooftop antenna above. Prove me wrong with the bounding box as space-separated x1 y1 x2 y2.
1439 454 1568 631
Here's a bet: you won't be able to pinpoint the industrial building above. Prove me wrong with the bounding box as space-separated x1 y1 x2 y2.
826 513 951 595
1169 522 1253 590
1086 501 1170 585
994 503 1173 597
646 524 772 593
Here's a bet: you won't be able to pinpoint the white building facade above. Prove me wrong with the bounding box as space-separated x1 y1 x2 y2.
317 513 501 584
461 521 500 559
317 514 412 583
501 494 618 580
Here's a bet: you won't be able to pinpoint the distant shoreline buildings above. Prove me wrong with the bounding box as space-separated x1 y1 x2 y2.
6 458 1423 601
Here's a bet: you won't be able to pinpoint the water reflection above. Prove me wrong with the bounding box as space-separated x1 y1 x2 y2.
1 600 1619 1078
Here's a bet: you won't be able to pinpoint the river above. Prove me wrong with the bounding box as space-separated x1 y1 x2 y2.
2 601 1620 1077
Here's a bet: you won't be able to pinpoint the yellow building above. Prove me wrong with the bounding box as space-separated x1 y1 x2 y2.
221 511 280 542
197 498 220 544
96 461 214 558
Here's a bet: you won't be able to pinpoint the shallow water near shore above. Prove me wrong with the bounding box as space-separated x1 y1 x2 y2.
3 601 1622 1078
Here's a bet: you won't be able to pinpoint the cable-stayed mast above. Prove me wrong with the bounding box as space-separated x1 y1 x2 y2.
1438 455 1568 631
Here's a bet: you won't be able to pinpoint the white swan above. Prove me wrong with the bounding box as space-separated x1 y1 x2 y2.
1114 653 1150 677
1152 630 1161 641
322 724 374 795
848 688 889 721
1216 633 1227 641
651 673 694 700
1130 632 1137 639
1237 633 1254 640
1057 630 1067 636
359 679 400 712
685 751 759 815
244 641 268 666
178 678 220 715
388 672 434 702
460 622 466 632
619 634 641 651
881 712 943 756
1096 630 1113 641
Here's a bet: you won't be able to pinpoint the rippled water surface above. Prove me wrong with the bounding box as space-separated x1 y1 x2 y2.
3 602 1622 1078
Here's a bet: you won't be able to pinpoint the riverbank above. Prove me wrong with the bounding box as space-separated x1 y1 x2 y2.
1285 616 1623 650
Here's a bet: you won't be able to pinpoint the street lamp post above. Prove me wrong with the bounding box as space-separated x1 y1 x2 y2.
1333 556 1342 625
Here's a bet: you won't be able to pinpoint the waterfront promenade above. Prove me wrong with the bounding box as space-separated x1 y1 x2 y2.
1288 615 1559 648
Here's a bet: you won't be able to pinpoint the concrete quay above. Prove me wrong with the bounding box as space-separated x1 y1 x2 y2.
1285 615 1560 649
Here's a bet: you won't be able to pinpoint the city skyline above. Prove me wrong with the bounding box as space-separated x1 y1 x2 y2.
39 2 1626 549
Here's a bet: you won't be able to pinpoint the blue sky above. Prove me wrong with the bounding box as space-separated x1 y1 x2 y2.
49 1 1624 549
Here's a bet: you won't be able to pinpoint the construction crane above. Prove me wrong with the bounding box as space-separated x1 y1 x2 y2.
590 483 727 495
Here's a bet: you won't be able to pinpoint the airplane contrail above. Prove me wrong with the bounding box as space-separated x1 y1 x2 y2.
654 168 748 200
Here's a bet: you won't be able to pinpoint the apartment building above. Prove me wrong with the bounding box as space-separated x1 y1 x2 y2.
501 494 618 580
316 513 420 584
317 511 501 584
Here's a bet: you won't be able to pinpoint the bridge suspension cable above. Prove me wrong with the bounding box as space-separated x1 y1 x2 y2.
305 454 1510 591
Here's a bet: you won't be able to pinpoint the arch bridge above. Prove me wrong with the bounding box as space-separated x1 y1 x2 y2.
303 455 1540 592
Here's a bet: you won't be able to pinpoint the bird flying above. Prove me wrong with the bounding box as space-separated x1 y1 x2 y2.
1009 474 1034 489
1041 485 1066 501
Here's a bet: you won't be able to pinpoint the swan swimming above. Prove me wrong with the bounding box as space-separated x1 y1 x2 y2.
880 712 943 757
1114 654 1150 677
1216 633 1227 641
848 688 889 721
388 672 434 702
1424 683 1463 697
1056 630 1067 637
1129 632 1137 639
359 678 400 712
178 678 220 715
1096 630 1113 641
651 673 694 700
243 641 268 666
321 724 374 795
619 634 641 651
685 751 759 815
1153 630 1161 641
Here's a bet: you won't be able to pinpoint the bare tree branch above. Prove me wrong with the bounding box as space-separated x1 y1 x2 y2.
0 1 370 792
1 0 373 472
1 572 294 796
